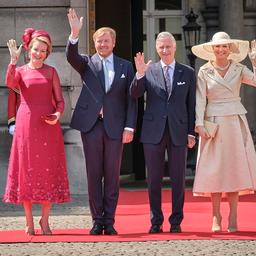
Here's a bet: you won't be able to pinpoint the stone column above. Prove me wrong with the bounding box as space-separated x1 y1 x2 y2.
201 0 219 39
243 0 256 134
64 0 88 195
0 0 89 196
219 0 244 37
219 0 256 136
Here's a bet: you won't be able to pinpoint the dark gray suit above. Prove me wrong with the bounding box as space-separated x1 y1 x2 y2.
130 61 196 226
66 41 137 225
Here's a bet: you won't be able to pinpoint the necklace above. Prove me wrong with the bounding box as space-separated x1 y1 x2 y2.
213 61 230 71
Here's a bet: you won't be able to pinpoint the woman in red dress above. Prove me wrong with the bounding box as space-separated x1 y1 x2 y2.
4 28 70 235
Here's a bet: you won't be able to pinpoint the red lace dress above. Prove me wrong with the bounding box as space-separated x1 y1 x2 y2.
3 64 70 204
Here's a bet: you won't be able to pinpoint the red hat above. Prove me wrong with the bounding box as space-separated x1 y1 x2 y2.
22 28 52 51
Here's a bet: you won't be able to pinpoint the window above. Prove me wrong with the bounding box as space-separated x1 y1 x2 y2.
142 0 185 63
143 0 181 10
155 0 181 10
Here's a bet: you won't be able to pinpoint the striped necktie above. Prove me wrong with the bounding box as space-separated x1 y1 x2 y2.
164 65 172 96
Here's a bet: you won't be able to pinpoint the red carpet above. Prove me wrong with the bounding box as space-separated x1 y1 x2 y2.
1 189 256 243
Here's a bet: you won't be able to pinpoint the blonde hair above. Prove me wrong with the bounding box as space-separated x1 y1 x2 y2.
93 27 116 42
29 36 52 57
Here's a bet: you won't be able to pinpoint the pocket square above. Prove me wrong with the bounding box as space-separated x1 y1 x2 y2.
121 74 126 78
177 81 186 85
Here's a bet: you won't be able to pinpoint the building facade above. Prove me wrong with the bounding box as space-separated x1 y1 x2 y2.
0 0 255 195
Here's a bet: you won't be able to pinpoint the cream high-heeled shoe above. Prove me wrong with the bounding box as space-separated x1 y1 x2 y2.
211 216 222 232
227 215 237 232
227 226 237 232
39 219 52 235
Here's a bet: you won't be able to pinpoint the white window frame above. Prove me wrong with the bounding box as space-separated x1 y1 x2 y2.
143 0 184 62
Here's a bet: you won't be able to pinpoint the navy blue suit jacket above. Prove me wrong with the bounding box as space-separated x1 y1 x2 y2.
66 41 137 140
130 61 196 146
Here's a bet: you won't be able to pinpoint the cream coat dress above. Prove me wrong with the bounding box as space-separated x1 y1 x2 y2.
193 61 256 197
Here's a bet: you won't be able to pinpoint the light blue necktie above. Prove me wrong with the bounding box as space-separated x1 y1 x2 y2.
102 59 110 93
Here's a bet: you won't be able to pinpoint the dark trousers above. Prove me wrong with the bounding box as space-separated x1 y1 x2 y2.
143 125 186 226
81 120 123 225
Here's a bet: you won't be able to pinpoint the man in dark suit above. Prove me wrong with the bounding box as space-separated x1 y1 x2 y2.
130 32 196 233
66 9 137 235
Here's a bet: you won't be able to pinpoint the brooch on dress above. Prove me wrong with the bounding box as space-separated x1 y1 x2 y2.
207 69 214 75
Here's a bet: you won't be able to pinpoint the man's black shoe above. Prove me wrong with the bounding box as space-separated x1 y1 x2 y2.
149 224 163 234
89 224 103 235
104 225 118 235
170 224 182 233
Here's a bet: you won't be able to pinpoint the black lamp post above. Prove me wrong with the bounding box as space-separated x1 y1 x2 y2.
182 9 201 68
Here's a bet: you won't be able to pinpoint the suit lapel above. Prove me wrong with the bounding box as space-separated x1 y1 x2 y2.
152 62 167 99
222 62 240 85
203 61 233 92
171 62 183 96
152 62 184 100
90 54 105 90
109 55 123 92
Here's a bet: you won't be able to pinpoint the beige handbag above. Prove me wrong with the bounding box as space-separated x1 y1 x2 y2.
204 120 219 138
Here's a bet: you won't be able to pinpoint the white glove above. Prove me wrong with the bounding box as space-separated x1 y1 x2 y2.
8 124 15 135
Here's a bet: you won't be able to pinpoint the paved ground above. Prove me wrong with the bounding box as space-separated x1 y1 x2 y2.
1 193 256 256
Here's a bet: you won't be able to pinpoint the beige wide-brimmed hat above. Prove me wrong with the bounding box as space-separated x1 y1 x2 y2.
191 32 249 62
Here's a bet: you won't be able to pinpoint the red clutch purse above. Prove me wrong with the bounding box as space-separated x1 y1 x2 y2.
41 114 57 121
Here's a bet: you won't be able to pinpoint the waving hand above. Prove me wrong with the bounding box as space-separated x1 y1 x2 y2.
134 52 152 76
7 39 22 64
67 8 84 39
248 40 256 68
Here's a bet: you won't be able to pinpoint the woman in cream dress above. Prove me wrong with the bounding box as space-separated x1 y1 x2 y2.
192 32 256 233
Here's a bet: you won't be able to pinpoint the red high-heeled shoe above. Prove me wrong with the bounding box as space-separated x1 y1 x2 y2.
39 219 52 235
25 226 35 236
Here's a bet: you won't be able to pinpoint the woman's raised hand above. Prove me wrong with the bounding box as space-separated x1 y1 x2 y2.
7 39 22 64
67 8 83 39
248 40 256 67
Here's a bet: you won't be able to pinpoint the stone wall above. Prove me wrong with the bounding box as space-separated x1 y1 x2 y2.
0 0 88 195
1 0 256 196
